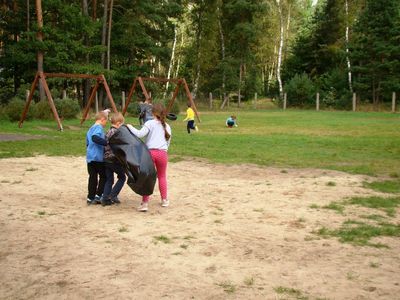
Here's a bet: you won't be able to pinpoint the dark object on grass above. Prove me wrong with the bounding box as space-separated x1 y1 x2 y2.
108 125 157 196
167 113 177 121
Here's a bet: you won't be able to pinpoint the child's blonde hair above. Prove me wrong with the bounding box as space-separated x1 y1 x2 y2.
95 111 107 121
111 112 125 125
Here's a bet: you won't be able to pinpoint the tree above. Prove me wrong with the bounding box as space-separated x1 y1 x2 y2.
351 0 400 104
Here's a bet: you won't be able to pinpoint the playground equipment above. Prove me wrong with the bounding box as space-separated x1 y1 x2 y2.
122 77 201 122
19 71 118 130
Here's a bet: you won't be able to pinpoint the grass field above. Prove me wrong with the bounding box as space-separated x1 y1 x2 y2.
0 110 399 175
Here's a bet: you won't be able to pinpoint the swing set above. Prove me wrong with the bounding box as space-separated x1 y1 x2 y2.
19 72 200 130
18 71 118 131
122 76 201 122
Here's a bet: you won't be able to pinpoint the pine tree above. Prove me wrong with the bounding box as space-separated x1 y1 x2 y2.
351 0 400 104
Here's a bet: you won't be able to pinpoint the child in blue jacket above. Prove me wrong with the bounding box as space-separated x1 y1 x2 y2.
86 111 108 205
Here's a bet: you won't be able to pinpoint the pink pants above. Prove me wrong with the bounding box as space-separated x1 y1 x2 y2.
143 149 168 202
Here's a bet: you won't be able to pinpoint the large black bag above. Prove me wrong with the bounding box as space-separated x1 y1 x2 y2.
108 124 157 196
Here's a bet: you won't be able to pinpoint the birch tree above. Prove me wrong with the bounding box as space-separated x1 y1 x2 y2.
275 0 284 97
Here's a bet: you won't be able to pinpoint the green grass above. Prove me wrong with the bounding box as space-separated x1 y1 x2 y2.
317 222 400 248
322 202 345 214
118 226 129 233
1 111 399 175
348 196 400 217
217 281 236 294
363 180 400 193
274 286 309 300
153 235 171 244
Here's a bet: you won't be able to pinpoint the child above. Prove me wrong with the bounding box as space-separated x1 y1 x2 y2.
101 113 127 206
86 111 108 205
139 98 154 125
183 103 198 133
226 115 238 128
127 103 172 212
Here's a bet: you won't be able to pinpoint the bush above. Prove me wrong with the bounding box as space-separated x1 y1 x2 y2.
34 100 53 120
54 98 80 119
0 105 8 120
5 98 34 122
284 73 316 107
169 100 180 115
127 102 141 117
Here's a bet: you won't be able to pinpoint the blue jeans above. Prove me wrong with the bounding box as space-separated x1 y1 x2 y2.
103 161 126 200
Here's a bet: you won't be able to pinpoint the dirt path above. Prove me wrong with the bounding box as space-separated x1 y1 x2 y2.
0 156 399 299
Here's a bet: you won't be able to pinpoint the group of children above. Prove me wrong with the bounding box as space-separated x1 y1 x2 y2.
86 104 171 212
86 101 237 211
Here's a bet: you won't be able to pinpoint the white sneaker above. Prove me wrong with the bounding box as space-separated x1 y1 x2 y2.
195 126 199 132
161 199 169 207
137 202 148 212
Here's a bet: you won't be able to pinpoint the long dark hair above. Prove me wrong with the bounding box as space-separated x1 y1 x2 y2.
152 103 171 140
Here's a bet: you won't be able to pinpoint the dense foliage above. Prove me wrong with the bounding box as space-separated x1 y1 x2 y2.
0 0 399 110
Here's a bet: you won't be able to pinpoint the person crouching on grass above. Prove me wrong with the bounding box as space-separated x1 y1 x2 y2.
127 104 172 212
86 111 108 205
226 115 238 128
101 113 127 206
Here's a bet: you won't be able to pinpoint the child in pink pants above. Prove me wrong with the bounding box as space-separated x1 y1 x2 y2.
127 103 171 212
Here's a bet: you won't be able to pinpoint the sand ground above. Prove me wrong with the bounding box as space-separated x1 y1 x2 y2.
0 156 399 299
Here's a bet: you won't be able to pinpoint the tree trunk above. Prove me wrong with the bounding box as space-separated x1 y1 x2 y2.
35 0 45 100
92 0 97 19
106 0 113 70
192 9 203 100
345 0 353 92
276 0 284 98
82 0 90 108
267 45 277 94
238 62 243 107
165 24 177 98
174 29 184 78
101 0 108 68
99 0 108 108
284 3 291 61
218 18 226 98
26 0 30 32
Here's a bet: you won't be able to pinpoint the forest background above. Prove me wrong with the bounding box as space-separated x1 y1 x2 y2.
1 0 399 112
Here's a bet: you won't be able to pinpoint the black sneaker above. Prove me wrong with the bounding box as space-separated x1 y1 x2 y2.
101 197 113 206
95 194 102 204
111 197 121 204
87 198 98 205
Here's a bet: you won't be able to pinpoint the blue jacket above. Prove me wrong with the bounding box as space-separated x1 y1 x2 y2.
86 124 105 163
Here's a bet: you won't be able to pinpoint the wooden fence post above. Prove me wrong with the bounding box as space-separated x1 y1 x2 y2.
26 90 30 102
95 92 99 113
254 92 257 109
122 91 126 111
283 93 287 110
316 92 320 111
209 92 213 109
392 92 396 113
352 92 356 112
62 90 67 99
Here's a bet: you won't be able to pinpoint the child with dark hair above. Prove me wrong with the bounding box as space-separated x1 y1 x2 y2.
86 111 108 205
101 113 127 206
127 103 172 212
183 103 198 133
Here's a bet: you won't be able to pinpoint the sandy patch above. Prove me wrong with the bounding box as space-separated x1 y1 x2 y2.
0 156 399 299
0 134 44 142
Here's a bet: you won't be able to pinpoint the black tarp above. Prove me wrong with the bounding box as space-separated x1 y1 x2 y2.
108 125 157 196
